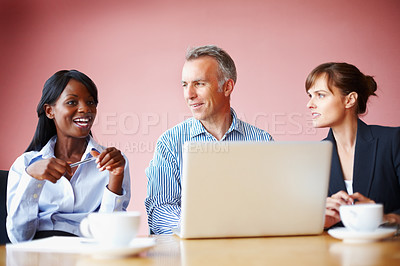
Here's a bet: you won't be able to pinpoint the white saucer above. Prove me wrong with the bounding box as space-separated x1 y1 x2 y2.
6 236 156 259
328 227 397 243
87 237 156 259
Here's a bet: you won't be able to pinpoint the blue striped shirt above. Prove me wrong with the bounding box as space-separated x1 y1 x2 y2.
145 108 273 234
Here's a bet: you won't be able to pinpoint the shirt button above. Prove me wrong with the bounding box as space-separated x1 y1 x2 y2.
117 199 121 203
37 184 43 188
33 194 38 199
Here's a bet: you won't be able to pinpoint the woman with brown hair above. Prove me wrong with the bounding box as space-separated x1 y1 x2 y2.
305 62 400 229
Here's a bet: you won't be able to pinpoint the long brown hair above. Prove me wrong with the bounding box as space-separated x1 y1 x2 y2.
305 62 377 115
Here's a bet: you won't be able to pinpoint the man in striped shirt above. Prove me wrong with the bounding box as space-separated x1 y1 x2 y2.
145 45 273 234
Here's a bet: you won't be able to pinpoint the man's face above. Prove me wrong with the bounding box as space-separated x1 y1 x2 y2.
181 56 231 124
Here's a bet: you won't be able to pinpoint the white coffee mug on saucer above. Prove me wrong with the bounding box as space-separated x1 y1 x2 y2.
80 211 141 247
339 203 383 232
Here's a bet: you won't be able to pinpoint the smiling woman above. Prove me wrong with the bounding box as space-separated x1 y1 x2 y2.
25 70 99 152
6 70 131 243
45 79 97 141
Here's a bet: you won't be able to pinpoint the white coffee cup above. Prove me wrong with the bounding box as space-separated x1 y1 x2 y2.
80 211 141 247
339 203 383 232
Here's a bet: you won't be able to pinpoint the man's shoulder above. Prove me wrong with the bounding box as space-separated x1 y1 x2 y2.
236 118 273 141
161 117 193 136
157 117 195 144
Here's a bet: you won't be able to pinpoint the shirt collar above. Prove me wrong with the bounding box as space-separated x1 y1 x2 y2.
28 135 103 165
189 108 245 139
28 136 57 165
226 108 245 136
84 136 103 159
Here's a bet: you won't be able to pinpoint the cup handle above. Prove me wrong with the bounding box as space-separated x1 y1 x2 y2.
80 217 93 238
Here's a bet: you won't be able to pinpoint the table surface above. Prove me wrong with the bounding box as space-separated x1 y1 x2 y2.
1 232 400 266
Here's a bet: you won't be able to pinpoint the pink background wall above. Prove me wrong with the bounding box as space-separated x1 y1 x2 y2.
1 0 399 235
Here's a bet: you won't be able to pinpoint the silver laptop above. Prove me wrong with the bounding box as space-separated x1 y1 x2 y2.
176 141 332 239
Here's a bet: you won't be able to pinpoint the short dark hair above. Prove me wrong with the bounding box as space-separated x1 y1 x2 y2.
185 45 237 86
305 62 377 115
26 70 98 152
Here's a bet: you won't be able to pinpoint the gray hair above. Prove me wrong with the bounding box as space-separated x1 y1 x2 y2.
185 45 237 87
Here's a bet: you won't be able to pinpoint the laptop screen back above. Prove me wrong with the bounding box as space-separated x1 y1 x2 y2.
179 141 332 239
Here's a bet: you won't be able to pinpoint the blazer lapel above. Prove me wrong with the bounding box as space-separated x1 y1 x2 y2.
353 120 377 197
324 130 346 195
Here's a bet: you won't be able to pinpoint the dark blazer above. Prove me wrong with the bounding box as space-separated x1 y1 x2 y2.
324 119 400 215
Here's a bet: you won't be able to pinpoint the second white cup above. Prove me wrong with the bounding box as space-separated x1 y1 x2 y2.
339 203 383 232
80 211 141 247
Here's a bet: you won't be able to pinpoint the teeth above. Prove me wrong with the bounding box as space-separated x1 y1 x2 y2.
74 117 91 122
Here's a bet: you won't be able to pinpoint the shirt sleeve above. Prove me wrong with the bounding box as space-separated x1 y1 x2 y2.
99 154 131 212
6 155 46 243
145 139 181 234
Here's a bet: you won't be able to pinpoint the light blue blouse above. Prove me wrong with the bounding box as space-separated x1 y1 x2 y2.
6 136 131 243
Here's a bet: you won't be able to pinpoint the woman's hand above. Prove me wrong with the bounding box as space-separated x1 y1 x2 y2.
351 193 400 225
350 192 375 204
324 190 354 228
26 158 72 183
95 147 125 195
384 213 400 225
324 191 378 228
